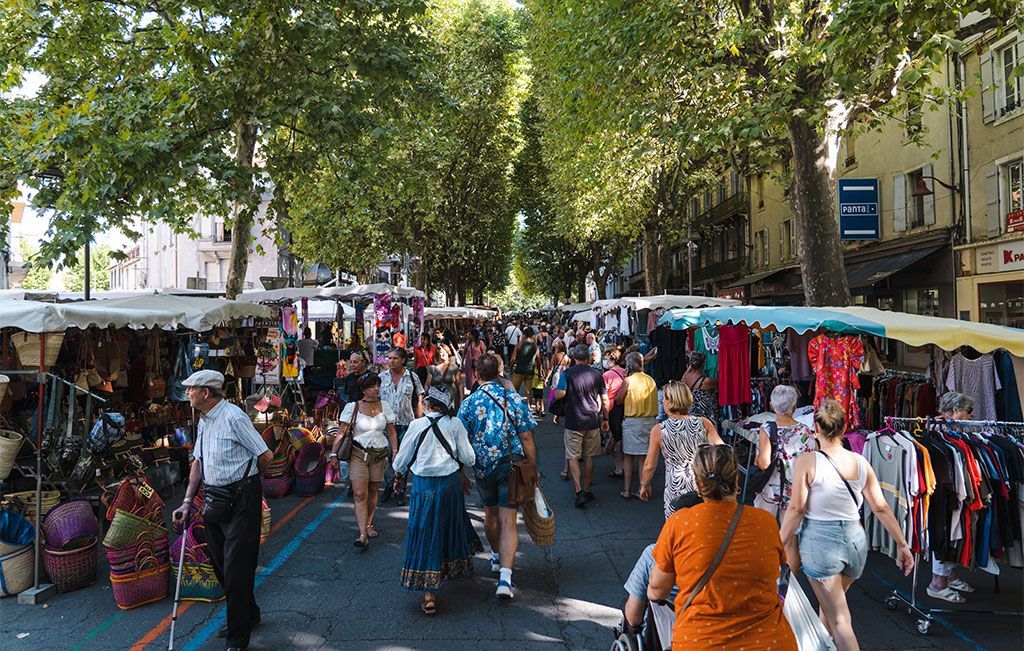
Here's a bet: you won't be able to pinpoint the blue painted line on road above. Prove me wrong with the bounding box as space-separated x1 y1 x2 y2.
871 572 986 651
182 491 347 651
70 611 125 651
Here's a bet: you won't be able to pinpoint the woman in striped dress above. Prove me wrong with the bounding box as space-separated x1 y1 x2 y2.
638 380 724 519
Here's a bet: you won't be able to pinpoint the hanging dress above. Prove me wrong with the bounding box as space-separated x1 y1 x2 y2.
808 334 864 430
717 324 751 407
660 416 708 520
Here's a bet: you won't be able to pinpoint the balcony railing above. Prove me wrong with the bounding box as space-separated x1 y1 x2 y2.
696 192 747 227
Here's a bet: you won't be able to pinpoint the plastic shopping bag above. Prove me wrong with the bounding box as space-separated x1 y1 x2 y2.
782 571 837 651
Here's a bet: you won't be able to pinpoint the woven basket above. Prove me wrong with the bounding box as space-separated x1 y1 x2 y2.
105 535 168 567
286 427 314 451
261 474 293 499
521 487 555 547
0 543 34 597
103 477 163 523
170 521 211 565
43 537 98 593
260 500 270 544
0 374 9 404
179 547 224 602
294 468 325 497
12 331 65 369
0 430 24 480
4 491 61 528
42 499 98 550
103 509 167 549
293 442 325 477
110 563 169 609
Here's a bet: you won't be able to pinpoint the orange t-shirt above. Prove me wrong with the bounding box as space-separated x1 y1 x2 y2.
653 501 797 650
392 332 408 349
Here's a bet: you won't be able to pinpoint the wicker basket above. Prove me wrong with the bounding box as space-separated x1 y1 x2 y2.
261 474 293 499
260 500 271 544
0 374 9 404
110 562 169 609
12 331 65 369
170 521 211 565
105 535 168 567
103 477 163 523
286 427 314 451
293 442 325 477
179 545 224 602
521 487 555 547
0 430 24 481
42 499 98 550
43 537 98 593
3 490 61 527
103 509 167 549
0 543 34 597
294 469 325 497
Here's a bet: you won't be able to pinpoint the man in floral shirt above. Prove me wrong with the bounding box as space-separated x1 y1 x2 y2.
457 353 537 600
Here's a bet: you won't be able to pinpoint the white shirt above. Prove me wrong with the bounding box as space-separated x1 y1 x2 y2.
393 414 475 477
340 401 395 449
505 325 522 345
804 452 869 522
194 400 269 487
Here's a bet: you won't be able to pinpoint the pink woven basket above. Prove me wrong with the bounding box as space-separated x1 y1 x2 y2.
170 521 211 565
293 442 325 477
110 562 169 609
42 537 98 593
261 474 294 499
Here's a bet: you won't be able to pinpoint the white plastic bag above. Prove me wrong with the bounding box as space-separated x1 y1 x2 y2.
782 575 837 651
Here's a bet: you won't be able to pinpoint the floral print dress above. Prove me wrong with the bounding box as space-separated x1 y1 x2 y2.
807 334 864 430
754 422 816 518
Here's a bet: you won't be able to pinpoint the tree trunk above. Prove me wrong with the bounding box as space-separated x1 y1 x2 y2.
642 220 670 295
576 276 586 302
224 117 259 300
787 114 851 306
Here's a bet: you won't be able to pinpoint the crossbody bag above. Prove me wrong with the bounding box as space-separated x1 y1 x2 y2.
482 387 537 505
678 501 744 612
199 431 258 525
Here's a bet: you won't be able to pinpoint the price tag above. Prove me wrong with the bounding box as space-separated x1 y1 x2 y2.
138 483 154 499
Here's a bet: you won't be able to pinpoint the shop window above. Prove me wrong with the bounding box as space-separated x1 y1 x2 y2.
756 174 765 209
903 288 940 317
979 281 1024 328
998 40 1022 116
712 234 722 264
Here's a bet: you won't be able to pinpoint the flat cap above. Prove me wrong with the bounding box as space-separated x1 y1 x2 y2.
181 369 225 389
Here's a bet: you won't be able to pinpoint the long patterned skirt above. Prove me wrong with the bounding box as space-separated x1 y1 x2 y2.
401 471 482 591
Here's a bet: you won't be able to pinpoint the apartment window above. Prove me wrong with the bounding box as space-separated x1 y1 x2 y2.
726 225 740 260
730 169 741 195
780 219 794 259
691 198 700 220
756 175 765 209
844 135 857 167
711 234 722 264
698 238 708 268
907 169 927 228
717 177 727 204
754 229 770 268
1005 157 1023 217
704 189 713 211
999 40 1022 116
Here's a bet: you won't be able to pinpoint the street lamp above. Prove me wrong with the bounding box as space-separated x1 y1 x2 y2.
911 175 959 197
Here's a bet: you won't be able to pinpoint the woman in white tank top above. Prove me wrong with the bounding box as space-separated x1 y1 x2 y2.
780 399 914 651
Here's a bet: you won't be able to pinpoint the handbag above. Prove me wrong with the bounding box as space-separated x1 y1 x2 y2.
167 343 191 403
741 421 783 503
336 402 359 462
679 501 744 613
482 387 537 506
199 431 257 525
146 334 166 399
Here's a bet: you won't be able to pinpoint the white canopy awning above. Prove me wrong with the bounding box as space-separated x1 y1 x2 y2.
302 300 355 322
0 295 274 333
236 283 425 305
424 306 498 320
592 294 741 312
557 302 592 313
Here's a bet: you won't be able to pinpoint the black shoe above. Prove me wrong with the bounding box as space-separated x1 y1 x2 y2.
381 485 394 503
217 616 260 638
575 491 587 509
584 490 595 503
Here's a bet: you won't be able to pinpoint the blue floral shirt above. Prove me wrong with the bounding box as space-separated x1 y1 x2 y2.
457 381 537 479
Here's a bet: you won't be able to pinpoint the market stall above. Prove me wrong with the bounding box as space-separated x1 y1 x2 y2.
656 304 1024 633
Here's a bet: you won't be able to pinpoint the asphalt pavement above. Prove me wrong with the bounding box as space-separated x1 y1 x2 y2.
1 415 1021 650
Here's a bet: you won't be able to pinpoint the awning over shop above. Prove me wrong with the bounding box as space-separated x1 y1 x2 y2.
0 295 273 333
302 300 355 322
557 302 592 313
424 307 498 320
593 294 741 312
792 246 945 292
236 283 425 304
724 268 793 290
658 305 1024 356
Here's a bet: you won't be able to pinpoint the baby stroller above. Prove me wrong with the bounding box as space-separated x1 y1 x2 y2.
610 600 674 651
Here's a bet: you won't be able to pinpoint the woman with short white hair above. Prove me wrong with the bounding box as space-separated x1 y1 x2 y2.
753 384 816 519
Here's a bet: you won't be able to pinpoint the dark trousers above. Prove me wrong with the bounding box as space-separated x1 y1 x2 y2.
205 476 262 649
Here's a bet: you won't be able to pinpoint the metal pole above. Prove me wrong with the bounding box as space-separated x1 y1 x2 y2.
687 226 694 296
33 336 44 590
84 240 91 301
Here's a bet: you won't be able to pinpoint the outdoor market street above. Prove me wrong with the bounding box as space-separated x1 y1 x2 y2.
0 416 1020 650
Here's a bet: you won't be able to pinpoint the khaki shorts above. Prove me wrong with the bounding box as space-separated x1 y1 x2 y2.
349 451 387 483
564 428 601 459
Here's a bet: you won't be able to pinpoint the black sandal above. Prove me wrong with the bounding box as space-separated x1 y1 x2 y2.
353 535 369 549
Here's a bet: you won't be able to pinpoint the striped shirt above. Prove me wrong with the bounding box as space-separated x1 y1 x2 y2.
380 368 423 427
193 400 269 487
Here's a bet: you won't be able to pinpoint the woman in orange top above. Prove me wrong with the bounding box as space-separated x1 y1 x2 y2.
649 444 797 650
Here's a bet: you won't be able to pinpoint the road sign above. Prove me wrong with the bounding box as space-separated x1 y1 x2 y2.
838 178 880 240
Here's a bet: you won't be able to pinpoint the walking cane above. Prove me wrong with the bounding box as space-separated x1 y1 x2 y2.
168 512 190 651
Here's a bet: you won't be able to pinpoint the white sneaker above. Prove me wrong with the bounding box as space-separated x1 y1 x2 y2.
490 557 501 573
496 580 514 599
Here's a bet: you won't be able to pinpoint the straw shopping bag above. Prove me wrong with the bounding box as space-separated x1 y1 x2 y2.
521 485 555 546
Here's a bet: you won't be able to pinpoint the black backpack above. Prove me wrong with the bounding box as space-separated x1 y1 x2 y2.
740 421 784 504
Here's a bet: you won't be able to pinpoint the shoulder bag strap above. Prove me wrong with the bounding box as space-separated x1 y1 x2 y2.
428 417 461 467
481 387 515 461
404 422 434 472
680 501 744 612
816 450 862 508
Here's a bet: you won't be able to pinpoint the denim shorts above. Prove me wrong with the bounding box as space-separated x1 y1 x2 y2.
477 462 514 509
798 519 867 581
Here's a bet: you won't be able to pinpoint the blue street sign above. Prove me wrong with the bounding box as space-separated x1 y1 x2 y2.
838 178 880 240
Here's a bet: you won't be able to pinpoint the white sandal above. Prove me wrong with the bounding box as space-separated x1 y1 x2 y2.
927 586 966 603
948 578 975 592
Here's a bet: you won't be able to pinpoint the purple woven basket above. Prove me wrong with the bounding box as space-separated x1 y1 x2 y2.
294 468 326 497
170 521 211 565
293 442 325 477
42 499 98 550
261 474 294 499
42 537 98 593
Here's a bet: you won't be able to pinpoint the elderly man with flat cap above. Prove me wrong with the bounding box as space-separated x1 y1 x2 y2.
173 370 272 651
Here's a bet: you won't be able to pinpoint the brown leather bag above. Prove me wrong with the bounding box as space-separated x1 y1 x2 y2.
483 387 537 506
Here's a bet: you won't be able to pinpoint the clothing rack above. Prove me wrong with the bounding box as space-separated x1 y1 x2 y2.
877 416 1024 634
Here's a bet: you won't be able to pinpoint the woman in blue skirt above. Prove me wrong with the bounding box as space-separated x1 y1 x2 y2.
393 385 481 614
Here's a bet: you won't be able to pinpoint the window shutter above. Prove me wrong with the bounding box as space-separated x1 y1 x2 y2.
985 164 1001 237
791 220 797 258
923 163 936 225
779 224 784 260
893 174 907 232
981 50 996 124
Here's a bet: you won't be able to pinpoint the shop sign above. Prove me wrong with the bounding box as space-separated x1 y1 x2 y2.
838 178 880 240
1007 209 1024 234
717 288 745 301
998 239 1024 271
977 246 996 273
